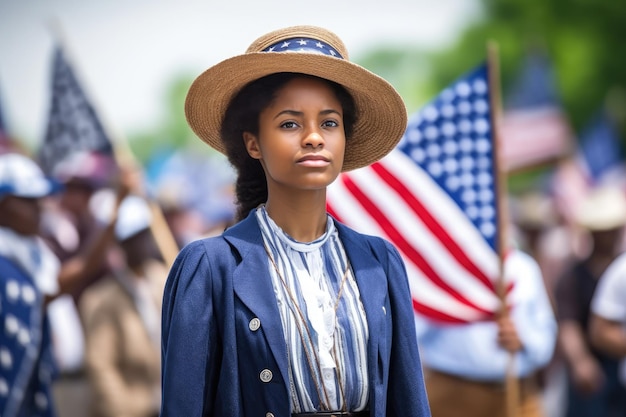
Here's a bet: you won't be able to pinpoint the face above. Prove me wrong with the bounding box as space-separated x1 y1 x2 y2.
0 195 42 236
59 181 95 215
243 76 346 193
591 227 624 254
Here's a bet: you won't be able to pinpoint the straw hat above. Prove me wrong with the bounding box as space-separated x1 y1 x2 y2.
574 186 626 231
185 25 407 171
511 191 557 229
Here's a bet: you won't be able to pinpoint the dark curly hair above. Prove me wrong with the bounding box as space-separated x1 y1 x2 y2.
220 72 357 221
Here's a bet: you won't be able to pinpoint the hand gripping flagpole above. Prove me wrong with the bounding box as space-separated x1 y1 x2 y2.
487 41 519 417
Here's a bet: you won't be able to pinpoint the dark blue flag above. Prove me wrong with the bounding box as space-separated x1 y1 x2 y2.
579 111 623 183
38 46 114 174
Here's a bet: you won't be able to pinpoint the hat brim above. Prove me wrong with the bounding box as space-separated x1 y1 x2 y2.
0 177 62 199
185 52 407 171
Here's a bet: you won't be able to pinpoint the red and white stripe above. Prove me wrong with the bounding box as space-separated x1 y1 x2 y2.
499 106 573 172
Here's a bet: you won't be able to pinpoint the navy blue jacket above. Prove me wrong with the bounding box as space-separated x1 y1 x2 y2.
161 212 431 417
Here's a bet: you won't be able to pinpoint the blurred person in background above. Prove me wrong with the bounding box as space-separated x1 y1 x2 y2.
0 152 127 417
511 190 576 306
510 191 576 417
589 226 626 410
80 192 167 417
414 247 557 417
42 150 118 300
554 186 626 417
39 150 119 417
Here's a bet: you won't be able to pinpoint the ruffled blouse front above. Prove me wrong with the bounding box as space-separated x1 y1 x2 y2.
256 206 369 413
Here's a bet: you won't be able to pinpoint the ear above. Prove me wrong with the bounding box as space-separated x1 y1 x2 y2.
243 132 262 160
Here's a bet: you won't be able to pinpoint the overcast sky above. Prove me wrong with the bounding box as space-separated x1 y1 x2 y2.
0 0 481 148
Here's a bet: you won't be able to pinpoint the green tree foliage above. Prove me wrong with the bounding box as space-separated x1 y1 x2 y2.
359 0 626 134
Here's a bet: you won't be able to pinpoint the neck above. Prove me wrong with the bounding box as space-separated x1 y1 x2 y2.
265 188 328 242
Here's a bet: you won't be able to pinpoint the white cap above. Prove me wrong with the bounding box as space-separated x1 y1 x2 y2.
0 153 62 199
90 190 152 241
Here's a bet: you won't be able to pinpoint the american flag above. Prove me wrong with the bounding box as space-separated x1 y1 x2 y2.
37 46 115 174
500 51 574 172
328 64 507 324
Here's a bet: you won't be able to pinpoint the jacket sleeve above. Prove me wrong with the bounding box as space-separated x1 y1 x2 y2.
380 239 432 417
161 240 220 417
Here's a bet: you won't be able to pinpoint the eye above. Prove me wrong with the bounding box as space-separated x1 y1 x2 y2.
322 119 339 128
280 121 299 129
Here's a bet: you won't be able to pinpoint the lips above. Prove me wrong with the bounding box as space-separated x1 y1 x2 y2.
298 155 330 163
297 154 331 167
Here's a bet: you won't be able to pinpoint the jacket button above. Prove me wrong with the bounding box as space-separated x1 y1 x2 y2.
249 317 261 331
260 369 273 383
382 306 386 315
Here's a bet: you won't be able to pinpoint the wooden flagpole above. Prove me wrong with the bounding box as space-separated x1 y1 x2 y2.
47 20 180 267
487 41 519 417
111 137 181 268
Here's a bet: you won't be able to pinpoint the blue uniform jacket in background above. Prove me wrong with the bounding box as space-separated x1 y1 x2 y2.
160 211 431 417
0 255 57 417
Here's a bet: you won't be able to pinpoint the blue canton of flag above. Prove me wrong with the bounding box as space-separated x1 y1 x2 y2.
398 64 498 250
37 46 115 175
328 63 504 323
505 52 562 109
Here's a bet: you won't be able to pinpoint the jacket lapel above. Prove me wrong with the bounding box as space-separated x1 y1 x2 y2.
224 214 290 386
335 222 387 365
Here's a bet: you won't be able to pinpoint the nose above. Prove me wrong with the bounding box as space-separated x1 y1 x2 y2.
303 126 324 149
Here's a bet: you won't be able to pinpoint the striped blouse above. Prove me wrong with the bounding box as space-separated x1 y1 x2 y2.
256 206 369 412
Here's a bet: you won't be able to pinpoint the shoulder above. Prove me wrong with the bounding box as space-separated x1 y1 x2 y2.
164 235 240 302
594 252 626 297
0 255 28 279
504 249 545 291
603 252 626 282
591 253 626 319
506 249 541 276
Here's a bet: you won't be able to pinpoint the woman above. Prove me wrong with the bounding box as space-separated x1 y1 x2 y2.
161 25 431 417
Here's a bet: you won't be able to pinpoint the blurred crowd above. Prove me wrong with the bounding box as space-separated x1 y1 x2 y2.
2 145 626 417
0 149 235 417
